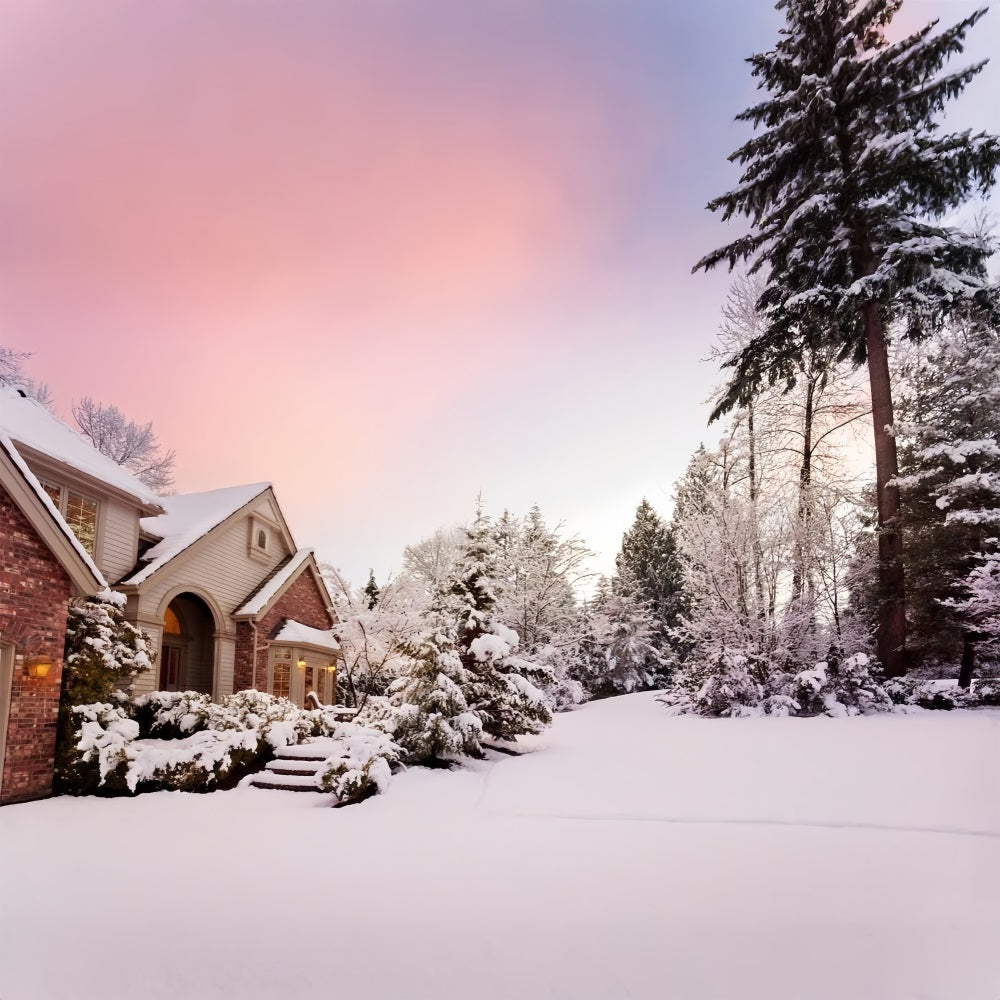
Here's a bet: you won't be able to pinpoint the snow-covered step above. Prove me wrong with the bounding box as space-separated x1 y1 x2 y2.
264 760 322 777
250 771 322 792
250 740 336 792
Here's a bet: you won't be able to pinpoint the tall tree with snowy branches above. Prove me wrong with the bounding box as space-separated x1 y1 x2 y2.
694 1 1000 677
895 322 1000 683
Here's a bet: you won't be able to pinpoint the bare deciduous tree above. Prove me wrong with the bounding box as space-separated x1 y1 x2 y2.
72 397 176 492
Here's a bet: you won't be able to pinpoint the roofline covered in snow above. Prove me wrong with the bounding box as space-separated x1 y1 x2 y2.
233 549 336 624
0 434 107 596
117 483 291 587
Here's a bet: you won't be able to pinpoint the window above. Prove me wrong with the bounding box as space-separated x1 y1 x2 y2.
271 648 291 700
41 481 99 557
248 517 271 561
163 607 182 636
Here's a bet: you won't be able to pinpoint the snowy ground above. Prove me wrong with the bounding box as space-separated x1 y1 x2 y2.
2 694 999 1000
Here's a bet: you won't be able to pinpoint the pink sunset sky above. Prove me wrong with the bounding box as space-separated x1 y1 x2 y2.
2 0 998 586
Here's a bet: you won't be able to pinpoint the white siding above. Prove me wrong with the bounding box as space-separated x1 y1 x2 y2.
217 637 235 699
132 623 163 696
135 500 293 627
98 496 140 584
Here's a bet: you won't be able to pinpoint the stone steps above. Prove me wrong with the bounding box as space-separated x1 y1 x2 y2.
250 742 332 793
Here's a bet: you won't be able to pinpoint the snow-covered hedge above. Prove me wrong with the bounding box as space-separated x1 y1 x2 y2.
660 650 891 718
660 648 1000 718
60 690 402 804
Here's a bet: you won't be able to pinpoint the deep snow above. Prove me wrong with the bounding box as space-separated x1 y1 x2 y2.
1 693 998 1000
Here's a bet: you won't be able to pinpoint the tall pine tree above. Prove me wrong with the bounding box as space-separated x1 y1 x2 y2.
615 499 686 659
895 323 1000 683
694 0 1000 676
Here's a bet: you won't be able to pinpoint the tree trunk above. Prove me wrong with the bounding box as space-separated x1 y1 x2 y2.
958 632 975 689
792 376 814 605
864 303 907 677
747 404 766 615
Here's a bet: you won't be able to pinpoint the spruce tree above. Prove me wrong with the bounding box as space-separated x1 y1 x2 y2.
615 499 687 658
896 323 1000 682
694 0 1000 676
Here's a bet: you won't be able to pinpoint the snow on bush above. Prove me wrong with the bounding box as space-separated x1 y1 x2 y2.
692 651 765 717
790 653 891 717
317 723 402 805
61 689 401 802
659 649 895 718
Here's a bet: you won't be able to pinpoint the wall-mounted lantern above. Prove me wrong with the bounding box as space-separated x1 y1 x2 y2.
296 656 306 669
25 655 53 679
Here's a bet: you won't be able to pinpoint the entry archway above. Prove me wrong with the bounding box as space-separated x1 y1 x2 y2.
159 593 216 694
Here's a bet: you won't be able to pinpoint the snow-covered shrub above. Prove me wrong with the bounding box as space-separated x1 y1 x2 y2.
531 643 589 713
61 689 402 802
58 702 138 794
789 653 891 716
974 678 1000 705
317 723 402 805
692 651 764 717
55 594 154 792
135 689 319 748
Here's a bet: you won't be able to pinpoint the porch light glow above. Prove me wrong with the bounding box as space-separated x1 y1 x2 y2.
297 657 306 669
25 655 53 679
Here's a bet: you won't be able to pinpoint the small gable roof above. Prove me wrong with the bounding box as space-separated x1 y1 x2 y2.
235 549 335 622
122 482 273 585
0 387 163 511
0 432 107 596
272 619 340 653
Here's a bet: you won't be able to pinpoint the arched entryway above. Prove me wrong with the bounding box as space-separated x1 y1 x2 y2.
159 593 216 694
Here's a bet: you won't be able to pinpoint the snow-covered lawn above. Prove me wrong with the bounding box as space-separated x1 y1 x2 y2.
2 693 998 1000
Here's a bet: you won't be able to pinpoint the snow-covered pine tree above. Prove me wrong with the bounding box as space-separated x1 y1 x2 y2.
386 628 484 764
694 0 1000 676
584 570 665 697
614 498 686 664
895 322 1000 682
446 517 552 741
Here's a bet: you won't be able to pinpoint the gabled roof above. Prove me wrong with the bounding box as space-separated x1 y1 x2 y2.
272 619 340 653
121 482 272 585
0 432 107 596
235 549 336 623
0 387 163 512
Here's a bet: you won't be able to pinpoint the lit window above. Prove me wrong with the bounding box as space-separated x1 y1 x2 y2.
41 481 99 557
42 482 63 507
163 607 182 636
271 648 291 700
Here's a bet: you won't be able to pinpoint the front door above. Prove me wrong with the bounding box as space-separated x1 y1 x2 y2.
160 644 184 691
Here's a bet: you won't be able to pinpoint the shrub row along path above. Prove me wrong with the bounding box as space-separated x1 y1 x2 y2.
1 693 997 999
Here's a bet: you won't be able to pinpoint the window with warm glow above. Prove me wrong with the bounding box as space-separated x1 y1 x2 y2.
271 648 291 700
163 607 182 635
41 481 99 556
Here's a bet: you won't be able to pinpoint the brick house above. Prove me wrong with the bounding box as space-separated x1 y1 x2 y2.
0 387 340 805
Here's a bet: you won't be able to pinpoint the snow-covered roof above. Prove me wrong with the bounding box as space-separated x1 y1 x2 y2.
0 431 107 592
272 618 340 653
122 482 270 585
0 387 162 509
235 549 314 616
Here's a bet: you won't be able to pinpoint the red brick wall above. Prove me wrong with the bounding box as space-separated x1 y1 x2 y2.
251 569 333 691
233 620 256 692
0 486 73 806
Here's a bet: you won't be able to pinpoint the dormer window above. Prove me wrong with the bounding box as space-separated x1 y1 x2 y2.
248 516 271 562
41 481 99 557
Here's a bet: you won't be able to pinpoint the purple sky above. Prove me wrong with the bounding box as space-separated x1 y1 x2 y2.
2 0 998 586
